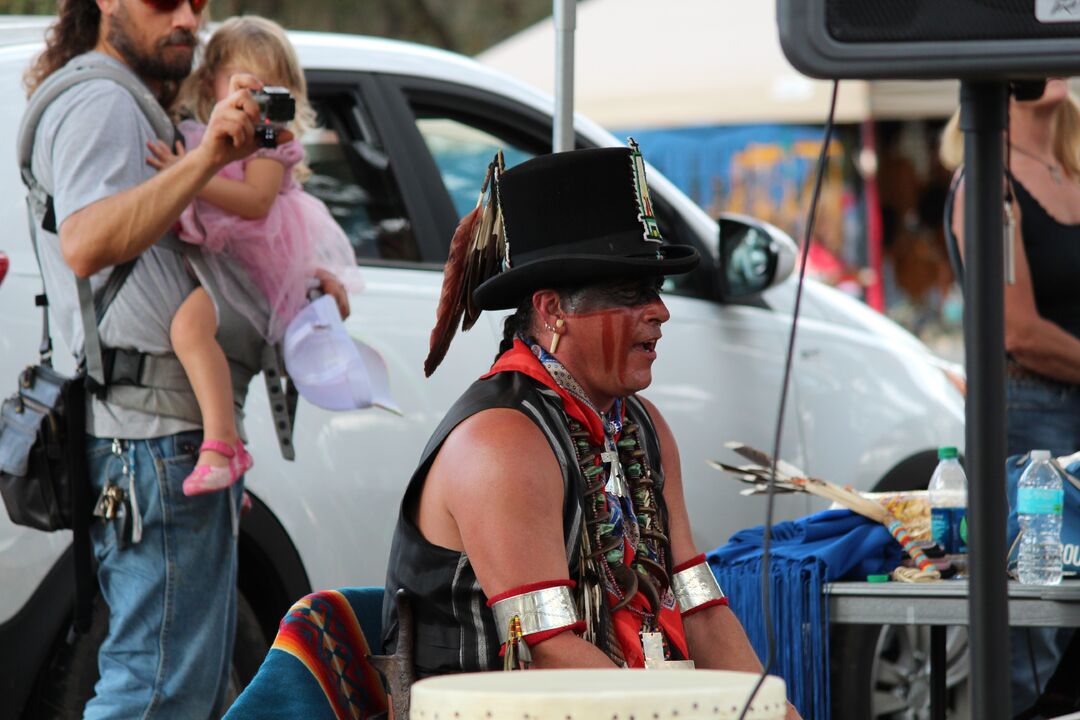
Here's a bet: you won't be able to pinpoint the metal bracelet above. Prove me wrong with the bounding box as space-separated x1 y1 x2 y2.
491 585 579 644
672 561 725 613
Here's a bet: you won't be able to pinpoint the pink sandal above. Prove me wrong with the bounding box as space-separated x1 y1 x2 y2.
182 439 254 496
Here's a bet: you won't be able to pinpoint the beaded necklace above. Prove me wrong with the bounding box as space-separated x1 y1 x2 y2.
522 336 674 663
527 340 629 496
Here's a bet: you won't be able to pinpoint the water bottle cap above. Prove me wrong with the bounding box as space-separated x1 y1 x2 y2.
938 446 959 460
1030 449 1051 461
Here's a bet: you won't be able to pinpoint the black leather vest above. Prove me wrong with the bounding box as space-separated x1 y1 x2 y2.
380 370 662 677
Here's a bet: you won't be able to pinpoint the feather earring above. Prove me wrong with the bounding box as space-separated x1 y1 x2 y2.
423 151 507 376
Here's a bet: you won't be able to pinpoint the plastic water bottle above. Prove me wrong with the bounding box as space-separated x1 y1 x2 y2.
1017 450 1064 586
929 446 967 556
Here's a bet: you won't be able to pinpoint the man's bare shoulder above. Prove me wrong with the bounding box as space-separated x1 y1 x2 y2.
435 408 548 475
429 408 565 505
443 407 546 452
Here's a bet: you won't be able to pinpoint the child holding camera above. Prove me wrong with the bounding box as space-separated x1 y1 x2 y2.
147 16 358 495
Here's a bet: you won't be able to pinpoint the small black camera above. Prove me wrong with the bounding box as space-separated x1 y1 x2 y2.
251 86 295 148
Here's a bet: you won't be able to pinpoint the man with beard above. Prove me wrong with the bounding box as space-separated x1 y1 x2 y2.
22 1 345 716
382 148 799 719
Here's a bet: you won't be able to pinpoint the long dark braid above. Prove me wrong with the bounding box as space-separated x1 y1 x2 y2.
494 295 535 363
25 0 101 96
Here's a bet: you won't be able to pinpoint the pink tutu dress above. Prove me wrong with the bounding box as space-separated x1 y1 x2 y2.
177 119 359 342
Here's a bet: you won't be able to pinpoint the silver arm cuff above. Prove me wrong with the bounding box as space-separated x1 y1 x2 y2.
490 585 580 644
672 561 725 613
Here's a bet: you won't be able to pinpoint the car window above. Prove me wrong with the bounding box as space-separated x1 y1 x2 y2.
415 117 534 218
407 97 712 300
650 192 713 300
304 93 421 264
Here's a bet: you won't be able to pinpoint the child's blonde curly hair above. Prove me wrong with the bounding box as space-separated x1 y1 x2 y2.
176 15 316 181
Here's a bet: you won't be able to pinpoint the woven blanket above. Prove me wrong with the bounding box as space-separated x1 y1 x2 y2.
225 588 388 720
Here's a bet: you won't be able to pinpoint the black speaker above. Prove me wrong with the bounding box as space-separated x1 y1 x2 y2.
778 0 1080 80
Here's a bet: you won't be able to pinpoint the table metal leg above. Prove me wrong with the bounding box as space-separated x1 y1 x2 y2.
931 626 947 720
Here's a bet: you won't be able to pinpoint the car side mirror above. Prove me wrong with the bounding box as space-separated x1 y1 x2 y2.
716 213 797 300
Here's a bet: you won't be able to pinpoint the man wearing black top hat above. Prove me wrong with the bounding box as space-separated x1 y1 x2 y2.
382 144 794 716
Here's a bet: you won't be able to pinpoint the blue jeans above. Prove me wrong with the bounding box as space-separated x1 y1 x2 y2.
1007 371 1080 715
83 431 243 720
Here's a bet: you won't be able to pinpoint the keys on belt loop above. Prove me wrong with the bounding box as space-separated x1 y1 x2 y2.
91 439 142 548
92 481 125 521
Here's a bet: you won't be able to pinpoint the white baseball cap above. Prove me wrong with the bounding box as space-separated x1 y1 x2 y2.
283 295 401 414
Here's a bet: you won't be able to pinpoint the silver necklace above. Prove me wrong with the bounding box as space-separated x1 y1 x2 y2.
1012 145 1064 184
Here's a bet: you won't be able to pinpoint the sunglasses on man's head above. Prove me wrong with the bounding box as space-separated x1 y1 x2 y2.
142 0 209 14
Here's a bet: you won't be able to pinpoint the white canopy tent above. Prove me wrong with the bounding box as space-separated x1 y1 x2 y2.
477 0 961 128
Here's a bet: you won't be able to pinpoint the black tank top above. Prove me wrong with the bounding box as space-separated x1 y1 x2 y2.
1011 176 1080 341
380 370 663 677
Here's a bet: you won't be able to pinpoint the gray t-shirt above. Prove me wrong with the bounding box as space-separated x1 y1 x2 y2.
30 52 198 438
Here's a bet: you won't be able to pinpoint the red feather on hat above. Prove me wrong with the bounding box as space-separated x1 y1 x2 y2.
424 205 480 377
423 152 506 376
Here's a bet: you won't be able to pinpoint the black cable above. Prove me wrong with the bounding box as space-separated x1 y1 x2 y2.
736 78 840 720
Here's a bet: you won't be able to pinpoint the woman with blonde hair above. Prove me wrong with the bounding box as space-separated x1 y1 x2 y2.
942 78 1080 716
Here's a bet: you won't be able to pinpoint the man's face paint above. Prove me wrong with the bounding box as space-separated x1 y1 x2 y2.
556 277 669 408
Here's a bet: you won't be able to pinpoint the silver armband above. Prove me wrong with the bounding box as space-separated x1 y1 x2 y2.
672 561 725 613
490 585 580 644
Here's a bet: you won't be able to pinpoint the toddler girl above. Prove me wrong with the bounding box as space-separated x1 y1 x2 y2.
149 16 359 495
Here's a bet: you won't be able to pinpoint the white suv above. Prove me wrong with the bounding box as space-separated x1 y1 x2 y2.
0 17 964 717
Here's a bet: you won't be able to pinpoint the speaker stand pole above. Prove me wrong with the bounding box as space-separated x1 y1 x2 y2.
959 80 1012 718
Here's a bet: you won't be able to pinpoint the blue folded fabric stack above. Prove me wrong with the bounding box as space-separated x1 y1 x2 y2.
707 508 903 720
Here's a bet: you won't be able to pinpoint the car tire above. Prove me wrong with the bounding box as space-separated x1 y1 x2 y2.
831 622 969 720
23 593 109 720
223 590 272 708
23 589 268 719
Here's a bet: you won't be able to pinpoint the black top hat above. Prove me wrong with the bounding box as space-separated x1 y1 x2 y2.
472 145 700 310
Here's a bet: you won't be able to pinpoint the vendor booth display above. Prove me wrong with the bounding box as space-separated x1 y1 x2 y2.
708 509 901 720
709 441 1080 718
707 441 958 718
712 441 942 581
